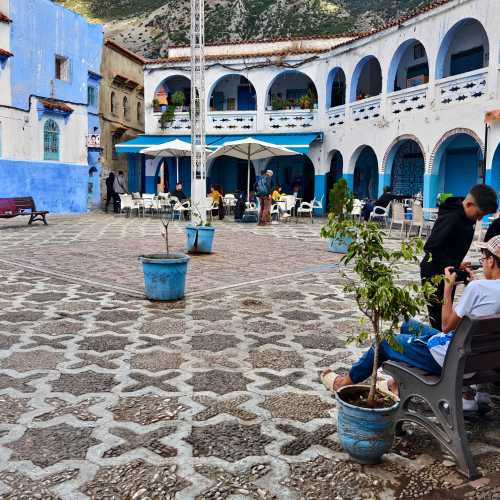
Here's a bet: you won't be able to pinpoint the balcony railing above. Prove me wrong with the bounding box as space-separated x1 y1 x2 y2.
265 110 317 131
350 96 382 122
435 68 488 107
208 111 257 132
389 85 428 116
327 105 346 129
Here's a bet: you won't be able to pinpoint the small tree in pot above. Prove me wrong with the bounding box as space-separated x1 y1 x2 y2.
321 178 354 253
328 219 438 463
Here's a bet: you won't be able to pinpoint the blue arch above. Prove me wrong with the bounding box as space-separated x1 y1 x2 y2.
489 144 500 200
266 70 318 107
350 56 382 102
387 39 428 93
435 18 489 79
326 67 346 108
353 146 379 199
208 73 257 111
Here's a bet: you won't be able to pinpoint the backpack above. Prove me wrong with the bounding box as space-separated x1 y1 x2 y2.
255 176 270 196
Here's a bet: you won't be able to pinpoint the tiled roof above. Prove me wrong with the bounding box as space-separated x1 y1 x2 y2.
0 12 11 24
154 47 333 64
39 99 73 113
105 39 147 65
0 48 13 58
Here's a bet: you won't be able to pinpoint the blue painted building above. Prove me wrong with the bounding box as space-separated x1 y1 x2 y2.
0 0 103 213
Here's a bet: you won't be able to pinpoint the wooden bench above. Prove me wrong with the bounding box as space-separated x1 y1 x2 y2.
383 314 500 479
0 197 49 225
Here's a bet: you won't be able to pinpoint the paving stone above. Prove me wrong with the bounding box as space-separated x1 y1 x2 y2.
259 393 334 422
130 351 184 371
0 350 66 371
248 349 305 370
191 308 234 321
293 333 346 350
0 373 44 393
276 423 339 455
254 371 311 391
247 334 289 349
0 395 33 424
33 397 104 423
279 310 320 321
21 335 73 350
123 371 180 393
0 333 20 350
51 371 118 396
33 320 84 337
68 352 122 370
0 310 45 323
190 333 241 352
76 335 131 353
136 335 183 350
6 423 100 468
80 460 190 500
193 395 256 421
111 395 186 425
187 370 252 395
186 422 273 462
103 427 177 458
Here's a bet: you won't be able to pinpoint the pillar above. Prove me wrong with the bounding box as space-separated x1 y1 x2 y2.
314 174 327 215
423 173 439 209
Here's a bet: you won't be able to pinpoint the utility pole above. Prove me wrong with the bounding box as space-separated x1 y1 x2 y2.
190 0 207 220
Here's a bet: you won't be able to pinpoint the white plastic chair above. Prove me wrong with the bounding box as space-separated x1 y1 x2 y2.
312 196 323 214
350 199 363 219
173 200 191 221
119 194 137 217
369 205 390 226
408 203 424 237
388 202 406 238
270 203 281 223
296 201 314 223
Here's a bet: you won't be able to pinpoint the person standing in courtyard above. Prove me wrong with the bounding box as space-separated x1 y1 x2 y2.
421 184 498 330
256 170 273 225
104 172 115 213
112 170 127 213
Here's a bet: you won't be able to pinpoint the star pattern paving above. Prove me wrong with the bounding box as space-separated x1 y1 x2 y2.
0 215 498 499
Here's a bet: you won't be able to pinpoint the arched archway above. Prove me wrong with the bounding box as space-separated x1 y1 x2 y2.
352 146 379 199
350 56 382 102
490 144 500 198
209 74 257 111
384 139 425 197
326 67 346 108
207 157 257 195
387 40 429 92
430 130 484 206
436 18 489 79
326 150 343 210
154 75 191 112
267 70 318 110
265 154 315 201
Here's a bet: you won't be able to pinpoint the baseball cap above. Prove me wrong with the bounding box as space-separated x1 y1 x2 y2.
266 170 273 176
477 235 500 259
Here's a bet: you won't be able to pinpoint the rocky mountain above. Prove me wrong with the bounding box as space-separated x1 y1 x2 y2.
56 0 435 58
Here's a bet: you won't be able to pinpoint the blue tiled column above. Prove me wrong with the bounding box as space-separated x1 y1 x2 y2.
343 173 354 192
314 174 327 215
423 174 439 209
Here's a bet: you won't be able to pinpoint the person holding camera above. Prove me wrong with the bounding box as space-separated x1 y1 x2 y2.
421 184 498 330
322 236 500 412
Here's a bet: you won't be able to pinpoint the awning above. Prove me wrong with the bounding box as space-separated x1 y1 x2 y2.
115 132 322 155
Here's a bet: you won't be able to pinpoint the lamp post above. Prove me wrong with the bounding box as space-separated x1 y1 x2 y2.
190 0 207 220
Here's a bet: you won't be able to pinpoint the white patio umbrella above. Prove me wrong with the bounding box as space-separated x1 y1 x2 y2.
208 138 299 201
141 139 209 184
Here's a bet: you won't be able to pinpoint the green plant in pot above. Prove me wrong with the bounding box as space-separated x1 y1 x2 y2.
331 220 438 463
171 90 185 110
299 94 312 110
321 178 354 253
139 216 189 301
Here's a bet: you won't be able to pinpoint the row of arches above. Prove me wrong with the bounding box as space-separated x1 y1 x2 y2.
154 18 490 112
326 129 490 207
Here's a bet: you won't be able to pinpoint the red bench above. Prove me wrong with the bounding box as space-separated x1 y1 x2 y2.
0 197 49 225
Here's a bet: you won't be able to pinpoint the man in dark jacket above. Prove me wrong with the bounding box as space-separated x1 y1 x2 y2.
170 183 187 201
421 184 498 329
375 186 407 208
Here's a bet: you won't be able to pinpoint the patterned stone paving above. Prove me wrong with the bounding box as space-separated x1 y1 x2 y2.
0 213 499 499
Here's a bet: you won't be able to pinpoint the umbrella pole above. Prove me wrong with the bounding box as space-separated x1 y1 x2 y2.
176 156 179 184
247 153 251 203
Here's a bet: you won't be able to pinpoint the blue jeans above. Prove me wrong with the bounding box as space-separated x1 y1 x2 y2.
349 319 443 384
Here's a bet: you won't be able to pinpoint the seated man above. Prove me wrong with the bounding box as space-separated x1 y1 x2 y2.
322 235 500 410
170 182 187 201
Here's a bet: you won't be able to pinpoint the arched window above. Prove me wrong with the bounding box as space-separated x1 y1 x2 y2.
44 120 60 161
123 96 130 121
137 101 143 124
110 92 116 115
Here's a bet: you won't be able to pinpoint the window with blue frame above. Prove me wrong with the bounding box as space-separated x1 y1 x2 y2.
88 86 98 107
44 120 60 161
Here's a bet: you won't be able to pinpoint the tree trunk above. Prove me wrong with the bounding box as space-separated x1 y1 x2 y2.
368 340 379 405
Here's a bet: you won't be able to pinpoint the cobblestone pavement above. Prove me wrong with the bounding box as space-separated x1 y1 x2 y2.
0 213 499 499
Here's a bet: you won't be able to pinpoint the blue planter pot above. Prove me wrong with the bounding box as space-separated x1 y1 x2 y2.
140 253 189 301
186 226 216 254
336 385 399 464
327 235 353 254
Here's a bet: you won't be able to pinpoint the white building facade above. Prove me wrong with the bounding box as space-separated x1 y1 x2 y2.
118 0 500 211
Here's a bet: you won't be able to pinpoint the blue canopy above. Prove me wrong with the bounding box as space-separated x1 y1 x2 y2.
115 132 322 155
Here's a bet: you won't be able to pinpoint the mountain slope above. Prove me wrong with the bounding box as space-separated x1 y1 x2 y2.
56 0 435 58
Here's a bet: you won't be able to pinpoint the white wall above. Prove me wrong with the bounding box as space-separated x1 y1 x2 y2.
0 0 12 107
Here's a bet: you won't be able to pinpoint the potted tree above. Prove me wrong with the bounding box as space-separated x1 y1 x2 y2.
321 178 354 253
140 217 189 301
171 90 185 111
299 94 312 110
326 220 437 464
185 203 216 254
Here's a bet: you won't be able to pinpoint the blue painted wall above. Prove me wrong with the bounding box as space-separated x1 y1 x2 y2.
353 148 379 199
9 0 103 109
0 159 88 213
314 174 327 214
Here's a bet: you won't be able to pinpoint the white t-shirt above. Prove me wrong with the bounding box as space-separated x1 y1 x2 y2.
427 279 500 366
